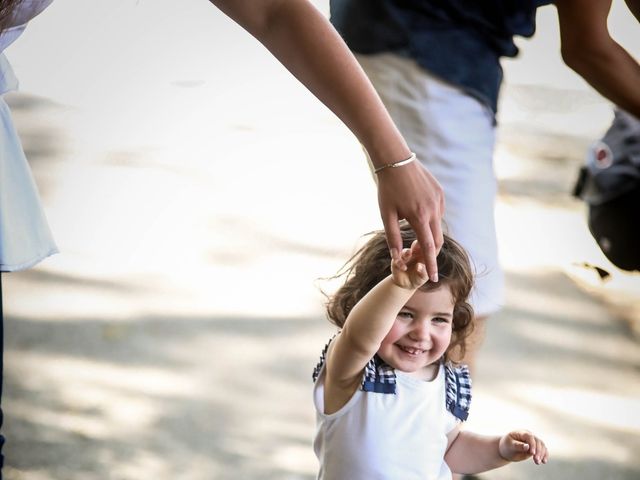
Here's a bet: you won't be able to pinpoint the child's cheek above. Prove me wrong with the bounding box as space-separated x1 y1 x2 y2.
382 320 405 346
437 328 453 351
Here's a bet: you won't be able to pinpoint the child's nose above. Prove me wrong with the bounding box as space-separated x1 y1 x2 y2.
409 320 432 341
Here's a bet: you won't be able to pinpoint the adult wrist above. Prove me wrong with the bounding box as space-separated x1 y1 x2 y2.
365 143 413 170
373 152 417 174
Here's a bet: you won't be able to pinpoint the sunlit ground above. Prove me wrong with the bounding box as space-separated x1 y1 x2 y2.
2 1 639 479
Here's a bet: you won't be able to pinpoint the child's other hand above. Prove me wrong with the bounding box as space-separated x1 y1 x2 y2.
499 430 548 465
391 240 429 290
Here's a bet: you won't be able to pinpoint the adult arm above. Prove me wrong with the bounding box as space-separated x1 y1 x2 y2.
555 0 640 118
208 0 444 278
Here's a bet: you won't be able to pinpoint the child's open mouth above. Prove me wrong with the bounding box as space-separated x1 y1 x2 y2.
398 345 426 356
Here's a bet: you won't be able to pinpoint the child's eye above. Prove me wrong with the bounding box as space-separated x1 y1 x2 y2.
433 317 450 324
398 311 414 320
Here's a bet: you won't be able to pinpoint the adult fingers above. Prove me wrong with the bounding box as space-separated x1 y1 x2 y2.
376 160 444 277
430 181 445 255
432 170 445 254
381 211 407 271
410 216 438 282
430 215 444 255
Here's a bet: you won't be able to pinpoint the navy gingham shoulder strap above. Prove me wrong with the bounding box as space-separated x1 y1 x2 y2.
362 355 397 394
444 363 472 421
312 336 397 394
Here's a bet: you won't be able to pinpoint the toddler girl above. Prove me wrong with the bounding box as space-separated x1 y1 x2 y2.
313 223 548 479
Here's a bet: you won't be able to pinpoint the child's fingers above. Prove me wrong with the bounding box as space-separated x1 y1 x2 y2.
400 248 413 269
393 248 410 271
513 440 530 454
410 239 421 256
502 431 548 465
416 262 429 280
517 431 548 465
394 258 407 271
541 444 550 464
532 437 548 465
393 245 430 286
521 431 536 454
409 241 428 266
500 436 528 462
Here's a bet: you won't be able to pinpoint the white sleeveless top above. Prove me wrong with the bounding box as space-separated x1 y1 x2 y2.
1 0 58 272
313 363 459 480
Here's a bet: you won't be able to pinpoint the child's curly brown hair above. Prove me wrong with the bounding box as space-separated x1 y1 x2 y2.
325 222 475 363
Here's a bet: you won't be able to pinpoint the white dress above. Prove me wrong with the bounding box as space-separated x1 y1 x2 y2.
0 0 58 272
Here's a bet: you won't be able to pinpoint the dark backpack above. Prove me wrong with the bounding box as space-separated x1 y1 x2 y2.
573 108 640 272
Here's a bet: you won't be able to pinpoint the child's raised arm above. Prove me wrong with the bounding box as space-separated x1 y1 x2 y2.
445 427 549 475
324 242 428 406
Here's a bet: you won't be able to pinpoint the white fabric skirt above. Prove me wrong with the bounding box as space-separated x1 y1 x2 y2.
356 52 504 316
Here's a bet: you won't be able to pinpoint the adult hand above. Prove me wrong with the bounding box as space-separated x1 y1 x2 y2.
377 159 445 282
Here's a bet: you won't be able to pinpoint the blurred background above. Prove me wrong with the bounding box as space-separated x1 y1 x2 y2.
2 0 639 479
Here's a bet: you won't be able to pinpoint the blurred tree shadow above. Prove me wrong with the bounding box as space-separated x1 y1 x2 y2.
3 312 328 480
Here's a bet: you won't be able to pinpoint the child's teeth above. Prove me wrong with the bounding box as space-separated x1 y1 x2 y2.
403 346 421 354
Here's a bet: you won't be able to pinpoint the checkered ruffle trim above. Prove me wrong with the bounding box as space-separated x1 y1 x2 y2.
444 363 472 421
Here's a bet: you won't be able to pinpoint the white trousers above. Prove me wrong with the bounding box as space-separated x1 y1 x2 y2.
358 53 504 316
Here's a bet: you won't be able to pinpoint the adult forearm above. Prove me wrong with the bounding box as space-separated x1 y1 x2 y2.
564 40 640 118
210 0 411 167
556 0 640 117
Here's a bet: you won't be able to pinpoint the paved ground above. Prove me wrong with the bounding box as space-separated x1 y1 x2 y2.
2 1 639 479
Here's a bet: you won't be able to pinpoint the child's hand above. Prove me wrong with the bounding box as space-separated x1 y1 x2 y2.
391 240 429 290
499 430 549 465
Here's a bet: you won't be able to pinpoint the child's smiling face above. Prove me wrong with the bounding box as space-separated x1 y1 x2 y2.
377 285 454 380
